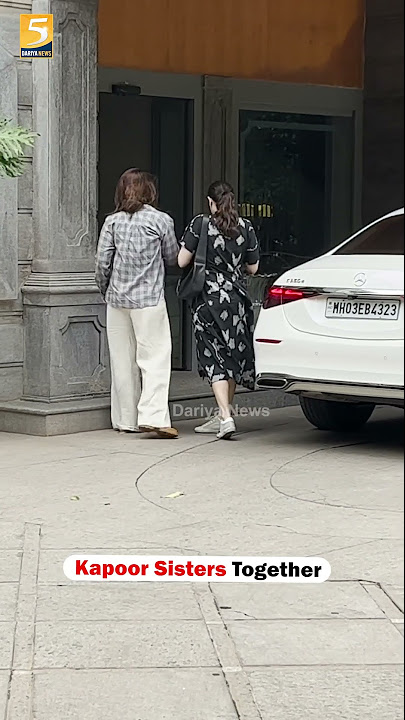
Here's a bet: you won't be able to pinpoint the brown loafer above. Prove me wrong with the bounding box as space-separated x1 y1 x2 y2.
139 426 178 439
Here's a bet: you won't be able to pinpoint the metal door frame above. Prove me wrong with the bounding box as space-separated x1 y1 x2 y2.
228 78 363 234
97 68 203 371
98 68 203 214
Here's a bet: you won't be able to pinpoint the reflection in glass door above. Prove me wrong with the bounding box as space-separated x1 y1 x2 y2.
239 111 354 278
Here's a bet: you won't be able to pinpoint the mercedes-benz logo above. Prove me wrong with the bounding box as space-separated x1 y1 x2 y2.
354 273 367 287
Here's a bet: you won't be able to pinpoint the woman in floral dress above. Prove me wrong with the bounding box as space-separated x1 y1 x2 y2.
178 181 260 439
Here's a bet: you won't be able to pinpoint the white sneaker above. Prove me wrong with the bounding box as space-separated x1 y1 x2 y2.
217 417 236 440
194 415 221 434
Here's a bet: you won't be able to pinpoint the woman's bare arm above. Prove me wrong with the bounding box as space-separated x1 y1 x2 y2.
246 262 259 275
178 246 194 269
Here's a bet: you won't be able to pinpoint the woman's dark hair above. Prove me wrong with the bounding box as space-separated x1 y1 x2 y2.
114 168 158 214
208 181 240 238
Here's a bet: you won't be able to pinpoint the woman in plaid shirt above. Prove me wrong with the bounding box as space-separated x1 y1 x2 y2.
96 169 179 438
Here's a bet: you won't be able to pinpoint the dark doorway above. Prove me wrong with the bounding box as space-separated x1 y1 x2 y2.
239 110 354 278
98 92 193 369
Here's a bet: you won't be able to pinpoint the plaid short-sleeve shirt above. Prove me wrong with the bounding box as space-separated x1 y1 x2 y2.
95 206 179 309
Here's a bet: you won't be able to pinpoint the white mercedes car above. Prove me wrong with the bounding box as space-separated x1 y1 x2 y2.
254 208 404 432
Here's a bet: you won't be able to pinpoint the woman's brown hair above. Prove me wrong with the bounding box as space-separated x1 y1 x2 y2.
114 168 158 214
208 181 240 238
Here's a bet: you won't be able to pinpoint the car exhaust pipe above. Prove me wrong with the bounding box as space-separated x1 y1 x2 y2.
257 375 288 389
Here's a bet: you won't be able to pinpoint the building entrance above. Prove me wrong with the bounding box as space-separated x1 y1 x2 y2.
239 110 354 278
98 91 193 369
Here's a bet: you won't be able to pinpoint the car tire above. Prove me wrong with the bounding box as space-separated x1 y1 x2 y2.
299 396 375 432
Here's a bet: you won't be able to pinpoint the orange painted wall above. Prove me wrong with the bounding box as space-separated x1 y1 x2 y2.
98 0 364 88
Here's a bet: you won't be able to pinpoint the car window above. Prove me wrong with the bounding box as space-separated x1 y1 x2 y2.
334 215 404 255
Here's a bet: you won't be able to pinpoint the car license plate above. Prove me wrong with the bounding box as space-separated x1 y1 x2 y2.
325 298 401 320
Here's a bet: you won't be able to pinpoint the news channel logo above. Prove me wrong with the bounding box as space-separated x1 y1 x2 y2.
20 14 53 58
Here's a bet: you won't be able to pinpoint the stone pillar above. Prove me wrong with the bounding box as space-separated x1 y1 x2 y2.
0 6 22 402
0 21 18 303
0 0 111 435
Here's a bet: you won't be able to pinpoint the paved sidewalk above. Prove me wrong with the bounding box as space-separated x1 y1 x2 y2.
0 406 403 719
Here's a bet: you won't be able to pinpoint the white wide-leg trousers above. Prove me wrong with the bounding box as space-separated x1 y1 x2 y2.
106 301 172 430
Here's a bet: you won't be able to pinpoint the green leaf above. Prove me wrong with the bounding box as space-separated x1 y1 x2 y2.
0 118 38 178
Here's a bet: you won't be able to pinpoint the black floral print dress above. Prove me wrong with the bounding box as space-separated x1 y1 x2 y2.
181 215 260 389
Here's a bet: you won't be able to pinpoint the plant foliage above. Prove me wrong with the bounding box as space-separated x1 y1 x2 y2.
0 118 37 178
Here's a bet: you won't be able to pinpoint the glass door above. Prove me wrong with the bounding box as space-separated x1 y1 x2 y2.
239 110 354 279
98 92 193 369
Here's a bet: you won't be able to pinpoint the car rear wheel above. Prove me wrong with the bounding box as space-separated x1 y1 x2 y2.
299 396 375 432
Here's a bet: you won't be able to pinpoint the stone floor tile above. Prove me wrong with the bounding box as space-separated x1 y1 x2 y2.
34 621 218 669
229 619 404 666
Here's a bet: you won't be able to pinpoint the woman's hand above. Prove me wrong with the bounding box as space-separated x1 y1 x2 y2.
178 246 194 269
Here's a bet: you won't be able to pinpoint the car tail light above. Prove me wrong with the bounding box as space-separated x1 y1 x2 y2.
263 286 319 309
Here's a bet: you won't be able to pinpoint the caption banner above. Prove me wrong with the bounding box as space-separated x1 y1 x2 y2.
64 556 331 583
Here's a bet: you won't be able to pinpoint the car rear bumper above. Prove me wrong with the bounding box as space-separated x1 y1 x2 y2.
254 308 404 390
256 373 404 405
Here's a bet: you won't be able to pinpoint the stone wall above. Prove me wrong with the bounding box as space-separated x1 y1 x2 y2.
0 0 33 400
362 0 404 224
1 0 111 435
